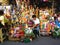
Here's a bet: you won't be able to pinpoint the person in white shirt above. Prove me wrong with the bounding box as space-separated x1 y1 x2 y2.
32 15 40 38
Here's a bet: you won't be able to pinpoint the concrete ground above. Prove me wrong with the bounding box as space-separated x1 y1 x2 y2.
0 37 60 45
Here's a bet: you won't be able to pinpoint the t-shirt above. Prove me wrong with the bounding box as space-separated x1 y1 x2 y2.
32 18 40 25
32 18 40 31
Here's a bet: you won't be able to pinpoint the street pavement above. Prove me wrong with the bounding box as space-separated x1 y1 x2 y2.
0 37 60 45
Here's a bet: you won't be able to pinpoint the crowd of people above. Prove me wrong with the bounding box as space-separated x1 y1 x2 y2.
0 0 60 43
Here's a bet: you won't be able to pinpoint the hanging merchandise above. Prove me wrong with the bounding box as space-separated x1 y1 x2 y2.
54 27 59 31
19 30 24 36
39 14 46 21
21 10 25 17
40 14 51 36
10 30 14 37
24 27 35 42
16 0 20 8
11 14 19 24
21 17 27 23
42 23 45 30
35 7 39 18
19 24 23 30
39 9 43 16
40 14 46 29
50 21 55 32
4 17 9 23
29 7 34 19
45 23 51 32
43 0 48 2
55 19 60 28
52 31 60 38
40 20 48 30
9 26 25 41
6 10 11 19
24 38 30 43
25 9 30 19
14 30 24 38
52 26 60 38
0 15 4 25
21 4 25 11
28 20 34 27
4 6 11 19
9 27 14 37
40 31 47 36
58 29 60 37
2 0 9 5
24 28 34 37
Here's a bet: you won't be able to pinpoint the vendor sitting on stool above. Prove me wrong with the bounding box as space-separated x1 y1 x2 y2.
32 15 40 38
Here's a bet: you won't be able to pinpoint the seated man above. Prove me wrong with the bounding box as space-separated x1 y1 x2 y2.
32 15 40 38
